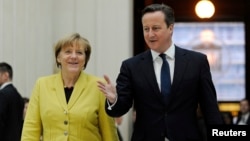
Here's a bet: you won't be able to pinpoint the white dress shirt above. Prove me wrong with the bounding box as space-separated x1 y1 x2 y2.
151 43 175 91
0 82 12 90
238 112 250 125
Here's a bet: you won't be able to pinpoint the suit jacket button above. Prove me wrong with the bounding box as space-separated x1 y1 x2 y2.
64 110 68 114
64 131 68 136
64 120 68 125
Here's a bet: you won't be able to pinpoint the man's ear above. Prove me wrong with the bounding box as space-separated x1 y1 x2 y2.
169 24 174 32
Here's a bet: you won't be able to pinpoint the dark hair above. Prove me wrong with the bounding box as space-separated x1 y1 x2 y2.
23 97 30 103
240 98 250 105
0 62 13 79
142 3 175 27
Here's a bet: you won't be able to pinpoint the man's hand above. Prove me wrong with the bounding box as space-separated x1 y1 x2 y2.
97 75 117 103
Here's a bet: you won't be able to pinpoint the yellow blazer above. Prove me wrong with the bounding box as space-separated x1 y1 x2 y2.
21 71 119 141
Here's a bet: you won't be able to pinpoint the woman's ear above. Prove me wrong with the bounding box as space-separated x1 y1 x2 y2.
57 56 61 64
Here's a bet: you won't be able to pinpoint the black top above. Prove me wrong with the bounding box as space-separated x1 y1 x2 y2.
64 87 73 103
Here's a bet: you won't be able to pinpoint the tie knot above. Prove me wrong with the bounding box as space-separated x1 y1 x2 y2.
159 53 166 60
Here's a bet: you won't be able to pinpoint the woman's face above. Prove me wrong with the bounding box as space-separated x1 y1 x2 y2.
57 42 86 74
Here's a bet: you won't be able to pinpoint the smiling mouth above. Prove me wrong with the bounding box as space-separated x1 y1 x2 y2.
149 40 157 43
69 62 78 64
149 39 157 42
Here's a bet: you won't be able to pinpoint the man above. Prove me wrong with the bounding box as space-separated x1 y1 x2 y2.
98 3 223 141
235 99 250 125
0 62 24 141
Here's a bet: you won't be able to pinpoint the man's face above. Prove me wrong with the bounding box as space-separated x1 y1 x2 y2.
240 100 250 114
0 71 8 86
142 11 173 53
0 72 4 86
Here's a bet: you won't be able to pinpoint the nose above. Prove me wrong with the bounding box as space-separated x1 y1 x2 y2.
70 52 77 58
148 29 155 37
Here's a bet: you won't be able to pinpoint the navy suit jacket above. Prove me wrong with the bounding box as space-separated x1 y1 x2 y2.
0 84 24 141
106 46 223 141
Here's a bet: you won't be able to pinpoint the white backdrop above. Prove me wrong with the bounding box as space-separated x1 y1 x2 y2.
0 0 133 140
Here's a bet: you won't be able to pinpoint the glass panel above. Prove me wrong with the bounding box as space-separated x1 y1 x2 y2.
173 22 245 102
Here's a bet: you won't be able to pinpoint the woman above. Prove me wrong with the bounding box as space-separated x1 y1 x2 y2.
21 33 119 141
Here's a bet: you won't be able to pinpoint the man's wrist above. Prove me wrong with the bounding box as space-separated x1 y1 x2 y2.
107 95 118 110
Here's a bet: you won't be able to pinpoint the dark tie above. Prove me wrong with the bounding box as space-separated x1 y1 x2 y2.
159 54 171 96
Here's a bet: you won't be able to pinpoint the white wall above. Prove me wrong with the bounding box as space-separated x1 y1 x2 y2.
0 0 133 140
0 0 54 98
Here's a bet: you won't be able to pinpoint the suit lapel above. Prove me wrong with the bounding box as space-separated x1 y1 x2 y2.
55 72 85 110
171 47 188 94
140 50 164 101
163 46 189 107
67 72 85 110
55 73 68 110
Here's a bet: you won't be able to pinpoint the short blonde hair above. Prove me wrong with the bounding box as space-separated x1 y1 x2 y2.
54 33 91 69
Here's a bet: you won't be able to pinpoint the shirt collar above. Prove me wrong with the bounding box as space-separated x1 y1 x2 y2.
0 82 12 90
151 42 175 61
242 112 250 119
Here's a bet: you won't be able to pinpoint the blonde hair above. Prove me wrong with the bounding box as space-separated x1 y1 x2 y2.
54 33 91 69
